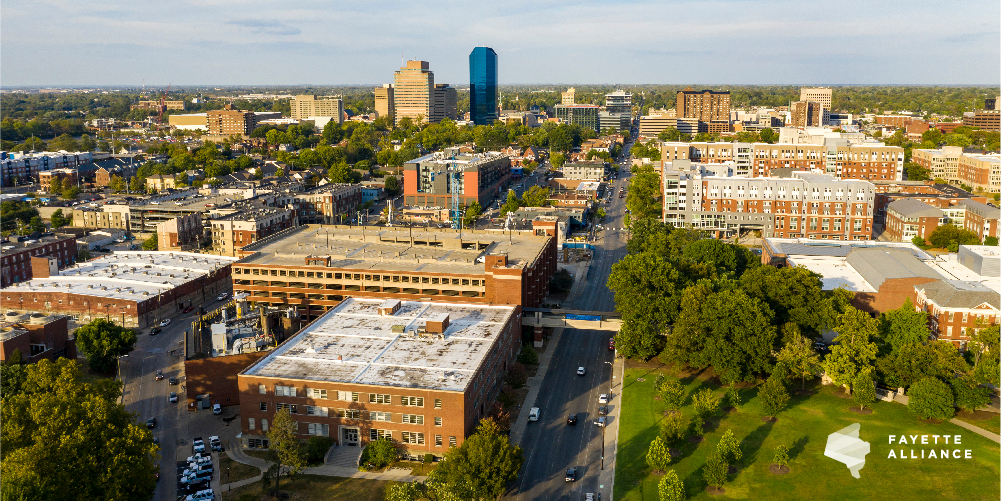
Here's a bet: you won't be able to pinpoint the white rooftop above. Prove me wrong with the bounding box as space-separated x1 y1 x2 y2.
928 254 1001 295
243 298 518 392
4 251 238 301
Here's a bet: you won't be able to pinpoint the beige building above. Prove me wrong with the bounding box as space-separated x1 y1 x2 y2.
561 87 576 105
912 147 963 182
433 84 458 122
374 84 395 124
207 106 258 137
72 205 132 231
146 174 176 192
637 109 678 137
210 207 297 257
790 101 823 127
800 88 832 110
132 100 185 112
957 154 1001 193
168 113 208 131
291 95 344 124
157 213 202 251
394 61 434 125
676 88 730 122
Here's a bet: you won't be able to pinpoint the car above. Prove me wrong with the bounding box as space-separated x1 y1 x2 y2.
159 318 171 327
212 403 221 415
598 405 608 416
565 467 577 482
184 489 216 501
181 470 213 485
567 414 578 426
528 407 540 422
155 369 164 380
609 338 615 351
596 416 606 427
145 417 156 429
216 292 229 301
192 437 205 454
187 455 212 467
169 376 179 385
169 391 178 403
210 436 223 451
576 367 586 376
599 394 609 404
149 327 161 336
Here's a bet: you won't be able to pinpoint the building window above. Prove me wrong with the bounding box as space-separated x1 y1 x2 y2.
402 414 424 425
338 409 362 419
401 396 424 407
434 399 442 409
449 436 457 447
275 385 297 397
307 423 329 436
306 406 329 417
276 403 298 414
370 393 391 404
337 391 359 401
262 419 269 431
260 402 267 412
370 429 392 441
402 432 425 445
434 417 442 426
435 435 443 447
309 388 328 399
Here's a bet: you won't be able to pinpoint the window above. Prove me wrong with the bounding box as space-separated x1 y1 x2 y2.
306 406 329 417
338 409 362 419
307 423 329 436
449 436 457 447
370 393 391 404
434 417 442 426
402 414 424 424
309 388 328 399
276 403 298 414
262 419 269 431
249 418 256 430
370 429 392 441
371 412 392 422
434 399 442 409
401 396 424 407
435 435 443 447
402 432 425 445
260 402 268 412
275 385 297 397
337 391 359 401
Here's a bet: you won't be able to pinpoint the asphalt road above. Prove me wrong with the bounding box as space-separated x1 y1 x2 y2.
510 329 616 501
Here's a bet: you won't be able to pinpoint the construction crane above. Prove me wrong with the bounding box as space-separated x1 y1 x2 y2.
156 83 172 123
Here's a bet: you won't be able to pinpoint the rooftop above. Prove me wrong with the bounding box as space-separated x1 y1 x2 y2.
1 233 77 253
887 198 944 218
238 224 550 275
916 280 1000 310
242 297 518 391
4 251 238 301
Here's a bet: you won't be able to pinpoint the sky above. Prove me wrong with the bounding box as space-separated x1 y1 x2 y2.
2 0 999 87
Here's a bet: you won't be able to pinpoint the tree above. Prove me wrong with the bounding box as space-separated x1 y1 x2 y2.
725 383 741 408
660 411 687 445
823 307 879 394
658 470 685 501
305 436 334 464
608 253 687 359
109 175 126 193
658 379 687 411
267 407 306 491
521 185 550 207
49 209 70 229
129 176 144 193
969 325 1000 386
908 377 955 420
773 445 790 467
739 265 829 333
758 128 777 144
878 298 930 354
61 186 81 200
548 268 573 293
927 224 980 248
703 452 727 490
876 341 968 390
646 436 672 472
950 376 992 413
905 162 930 181
433 419 523 500
1 358 157 501
550 152 566 168
758 376 790 418
716 429 742 464
73 318 137 373
597 207 606 219
625 165 663 224
141 233 158 250
692 388 720 419
852 369 877 411
384 175 401 196
775 334 822 389
366 437 400 468
500 189 520 216
48 176 63 194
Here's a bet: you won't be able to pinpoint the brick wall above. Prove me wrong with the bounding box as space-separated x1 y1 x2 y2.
851 277 939 315
184 352 271 407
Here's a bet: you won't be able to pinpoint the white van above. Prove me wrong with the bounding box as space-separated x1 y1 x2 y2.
528 407 540 422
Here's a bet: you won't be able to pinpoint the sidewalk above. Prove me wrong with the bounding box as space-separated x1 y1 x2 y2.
597 355 625 501
510 327 566 446
949 418 1001 444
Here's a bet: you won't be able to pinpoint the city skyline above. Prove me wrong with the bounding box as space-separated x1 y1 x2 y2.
1 1 998 87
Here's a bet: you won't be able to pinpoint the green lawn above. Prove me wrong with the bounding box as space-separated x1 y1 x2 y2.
955 411 1001 436
221 474 398 501
614 362 1000 501
220 454 262 484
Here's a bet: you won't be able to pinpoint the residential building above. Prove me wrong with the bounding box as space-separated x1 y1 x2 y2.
236 297 523 455
914 280 999 349
157 213 203 251
561 88 576 105
394 61 434 126
230 223 557 317
1 151 93 188
598 112 631 133
210 206 297 257
960 199 1000 241
561 161 606 181
207 106 258 137
676 87 730 122
962 110 1000 131
168 113 208 131
661 163 875 240
293 184 364 225
799 87 832 110
2 252 237 328
432 84 458 122
38 168 78 193
0 312 75 363
72 205 133 232
469 47 499 126
553 105 600 133
604 90 632 114
637 109 677 137
291 95 344 125
403 149 511 208
374 85 395 124
956 154 1001 193
145 174 176 192
884 199 944 242
0 234 78 288
871 180 988 229
131 100 185 112
790 101 823 127
912 147 963 182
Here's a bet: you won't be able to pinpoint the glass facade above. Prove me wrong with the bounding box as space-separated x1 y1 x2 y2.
469 47 498 126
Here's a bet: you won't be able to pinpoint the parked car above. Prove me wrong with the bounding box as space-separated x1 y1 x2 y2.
598 405 608 416
528 407 540 422
212 403 221 415
169 376 179 385
596 416 606 428
210 436 222 451
184 489 215 501
145 417 156 429
599 394 609 404
192 437 205 453
149 327 161 336
608 338 615 351
216 293 229 301
184 306 195 313
159 318 171 327
169 391 178 403
565 467 577 482
567 414 578 426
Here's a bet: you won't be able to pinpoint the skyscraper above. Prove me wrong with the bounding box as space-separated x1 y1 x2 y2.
374 84 394 123
469 47 498 125
394 60 434 126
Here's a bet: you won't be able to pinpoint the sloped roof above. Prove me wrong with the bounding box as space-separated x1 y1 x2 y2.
916 280 1000 310
846 247 943 290
887 198 944 219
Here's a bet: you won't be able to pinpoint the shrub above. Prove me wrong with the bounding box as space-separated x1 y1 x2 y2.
504 362 527 388
758 376 790 417
725 383 742 408
305 436 333 465
773 445 790 467
646 436 672 472
908 377 955 420
658 380 687 410
363 438 399 469
517 344 539 365
703 452 727 489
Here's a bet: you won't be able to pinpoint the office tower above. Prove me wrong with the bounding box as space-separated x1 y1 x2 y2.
291 95 344 124
394 60 434 125
790 101 823 127
374 84 395 123
676 88 730 122
469 47 499 125
604 90 632 113
561 88 576 105
207 105 257 136
433 84 458 122
800 87 833 110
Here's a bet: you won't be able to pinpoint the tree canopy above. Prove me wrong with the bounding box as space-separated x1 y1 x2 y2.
74 318 137 373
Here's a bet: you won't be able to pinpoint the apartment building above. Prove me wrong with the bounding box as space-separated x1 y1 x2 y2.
0 234 78 288
157 213 202 251
799 88 832 110
914 280 999 349
0 313 75 363
374 84 395 123
554 105 601 133
605 90 632 114
790 101 823 127
960 199 1000 241
912 147 964 181
237 298 522 455
962 110 1000 131
207 106 258 137
660 142 752 176
291 95 344 124
394 61 434 125
131 100 185 112
871 181 989 229
884 199 944 242
561 161 606 181
145 174 176 192
661 163 875 240
293 184 364 225
403 150 511 208
957 154 1001 193
72 205 133 232
1 151 93 188
38 168 78 193
211 206 297 257
676 88 730 122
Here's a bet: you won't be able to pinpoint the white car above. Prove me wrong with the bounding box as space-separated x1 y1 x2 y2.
185 490 215 501
158 318 171 327
576 367 586 376
528 407 540 422
216 292 229 301
212 403 221 415
598 394 609 404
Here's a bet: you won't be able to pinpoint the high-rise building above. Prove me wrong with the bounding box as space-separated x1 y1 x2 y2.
394 60 434 126
986 96 1000 111
604 90 632 114
432 84 458 122
676 87 730 122
469 47 498 125
561 87 576 105
800 87 833 110
790 101 823 127
374 84 395 123
206 106 257 136
554 105 600 133
291 95 344 124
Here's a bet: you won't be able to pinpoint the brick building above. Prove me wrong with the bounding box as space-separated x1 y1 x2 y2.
210 206 297 257
962 110 1000 131
157 213 203 251
294 184 363 225
960 199 1001 241
884 199 944 242
956 154 1000 193
1 234 78 288
790 101 823 127
38 168 78 193
237 298 522 456
914 280 999 349
207 106 258 137
404 150 511 208
0 312 75 363
676 88 730 122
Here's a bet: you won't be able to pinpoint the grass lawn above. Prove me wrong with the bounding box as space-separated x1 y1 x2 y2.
955 410 1001 436
220 474 399 501
220 454 262 484
242 450 271 462
614 361 1000 501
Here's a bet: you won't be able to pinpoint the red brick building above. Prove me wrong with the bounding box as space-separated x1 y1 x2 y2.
404 151 511 208
1 233 78 288
961 199 1000 241
157 213 203 251
294 183 363 225
914 280 999 349
210 206 297 256
884 199 944 242
0 312 75 363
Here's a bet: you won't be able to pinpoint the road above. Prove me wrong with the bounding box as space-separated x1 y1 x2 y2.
117 290 231 501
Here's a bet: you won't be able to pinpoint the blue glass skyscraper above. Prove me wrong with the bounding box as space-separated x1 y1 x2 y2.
469 47 498 125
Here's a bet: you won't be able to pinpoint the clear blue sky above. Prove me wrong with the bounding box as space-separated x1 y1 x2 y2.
2 0 998 86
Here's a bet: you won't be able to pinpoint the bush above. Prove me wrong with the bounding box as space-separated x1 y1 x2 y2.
908 377 955 420
927 224 979 249
362 438 399 469
703 452 727 489
773 445 790 467
517 344 539 365
985 236 998 246
549 268 573 293
658 379 687 411
758 376 790 417
646 436 672 472
305 436 333 465
505 362 527 388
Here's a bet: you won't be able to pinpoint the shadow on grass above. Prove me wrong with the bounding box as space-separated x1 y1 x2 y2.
788 435 810 461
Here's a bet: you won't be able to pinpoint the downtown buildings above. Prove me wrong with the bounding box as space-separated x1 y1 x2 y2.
391 61 458 126
402 149 511 208
469 47 498 126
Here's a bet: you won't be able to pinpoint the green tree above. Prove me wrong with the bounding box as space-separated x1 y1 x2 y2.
911 235 927 248
129 176 144 193
597 207 606 219
759 128 777 144
725 383 741 408
658 379 687 411
773 445 790 467
658 470 685 501
108 174 126 193
500 189 520 216
0 358 157 501
692 388 721 419
141 233 158 250
716 429 742 464
823 307 879 394
550 152 566 168
758 376 790 418
703 452 727 490
905 162 930 181
969 325 1000 386
739 265 829 333
876 341 968 390
266 407 306 491
660 411 687 445
852 369 877 411
305 436 334 464
366 437 400 468
608 253 687 360
49 209 70 229
521 185 550 207
432 419 523 501
462 201 482 227
79 134 96 151
61 186 81 200
1 201 40 233
950 376 992 412
625 165 663 224
908 377 955 420
48 176 63 194
384 175 401 196
72 318 137 373
775 334 822 389
646 436 672 472
927 224 980 248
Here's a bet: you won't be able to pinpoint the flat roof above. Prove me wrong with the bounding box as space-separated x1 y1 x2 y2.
4 251 238 301
242 297 518 392
1 233 76 253
928 254 1001 294
238 224 550 275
